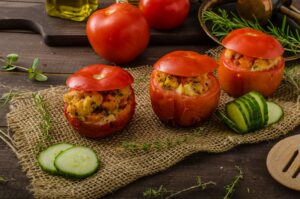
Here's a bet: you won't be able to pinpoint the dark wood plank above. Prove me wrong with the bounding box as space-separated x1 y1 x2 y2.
0 0 212 46
0 32 214 74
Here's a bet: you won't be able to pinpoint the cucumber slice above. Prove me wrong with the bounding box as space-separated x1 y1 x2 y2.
38 143 73 174
54 146 100 179
247 91 268 126
225 102 248 133
267 102 283 125
215 110 244 133
241 95 263 131
235 99 251 127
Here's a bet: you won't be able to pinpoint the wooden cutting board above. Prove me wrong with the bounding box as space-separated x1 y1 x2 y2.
0 1 211 46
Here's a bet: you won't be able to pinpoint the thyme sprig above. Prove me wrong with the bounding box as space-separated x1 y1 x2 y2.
121 127 204 152
32 93 53 152
0 90 20 109
223 166 244 199
203 9 300 54
0 53 48 81
143 176 216 199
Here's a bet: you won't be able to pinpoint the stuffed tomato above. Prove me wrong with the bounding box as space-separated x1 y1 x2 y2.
149 51 220 126
218 28 285 97
64 64 136 138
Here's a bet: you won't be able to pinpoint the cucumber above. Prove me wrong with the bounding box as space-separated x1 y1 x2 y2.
38 143 73 174
241 95 263 131
225 102 248 133
215 110 244 133
247 91 268 126
234 99 251 128
54 146 100 179
267 101 283 125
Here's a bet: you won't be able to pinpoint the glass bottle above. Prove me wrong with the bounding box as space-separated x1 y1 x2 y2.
46 0 98 22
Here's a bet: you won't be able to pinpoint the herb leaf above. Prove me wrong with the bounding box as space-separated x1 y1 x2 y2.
0 53 48 82
223 166 244 199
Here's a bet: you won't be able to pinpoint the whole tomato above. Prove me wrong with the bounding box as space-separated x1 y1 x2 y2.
149 51 220 126
139 0 190 30
86 3 150 64
218 28 285 97
64 64 136 138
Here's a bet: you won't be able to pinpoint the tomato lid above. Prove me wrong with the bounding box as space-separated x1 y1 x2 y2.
66 64 133 91
154 51 218 77
222 28 284 59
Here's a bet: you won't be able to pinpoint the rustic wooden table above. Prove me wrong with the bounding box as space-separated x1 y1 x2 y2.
0 0 300 198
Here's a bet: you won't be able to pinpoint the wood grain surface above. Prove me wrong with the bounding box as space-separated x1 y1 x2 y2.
0 0 300 199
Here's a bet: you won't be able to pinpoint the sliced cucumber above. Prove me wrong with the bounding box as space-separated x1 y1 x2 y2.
225 102 248 133
215 110 244 133
267 101 283 125
241 95 263 131
54 146 100 179
38 143 73 174
234 99 251 128
247 91 268 126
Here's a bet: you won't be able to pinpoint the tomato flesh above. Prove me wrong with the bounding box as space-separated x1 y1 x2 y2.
149 70 220 126
218 51 285 97
64 89 136 138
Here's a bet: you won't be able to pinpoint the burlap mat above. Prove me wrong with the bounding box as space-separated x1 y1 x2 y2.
5 65 300 199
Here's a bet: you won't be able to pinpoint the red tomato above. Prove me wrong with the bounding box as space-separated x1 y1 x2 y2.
154 51 218 77
64 64 136 138
66 64 133 91
149 51 220 126
139 0 190 30
86 3 150 64
218 51 285 97
222 28 284 59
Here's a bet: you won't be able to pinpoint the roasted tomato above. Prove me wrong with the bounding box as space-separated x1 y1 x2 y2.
64 64 136 138
139 0 190 30
149 51 220 126
218 28 285 97
86 3 150 64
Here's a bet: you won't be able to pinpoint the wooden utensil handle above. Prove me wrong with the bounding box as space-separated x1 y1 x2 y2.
280 5 300 24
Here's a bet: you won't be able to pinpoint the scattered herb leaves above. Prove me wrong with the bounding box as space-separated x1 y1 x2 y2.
143 176 216 199
223 166 244 199
121 127 205 152
32 93 53 153
284 65 300 95
202 9 300 54
0 53 48 82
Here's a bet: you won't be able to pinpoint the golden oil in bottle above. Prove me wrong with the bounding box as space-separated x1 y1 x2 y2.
46 0 98 21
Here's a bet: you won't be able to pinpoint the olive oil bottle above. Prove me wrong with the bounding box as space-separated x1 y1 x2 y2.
46 0 98 21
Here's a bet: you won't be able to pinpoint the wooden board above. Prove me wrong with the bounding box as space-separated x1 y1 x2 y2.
0 0 212 46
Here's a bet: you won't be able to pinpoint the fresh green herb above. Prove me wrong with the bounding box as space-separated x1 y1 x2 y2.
284 65 300 95
0 176 8 183
122 127 206 152
0 53 48 81
143 176 216 199
32 93 53 152
223 166 244 199
202 9 300 54
0 90 20 109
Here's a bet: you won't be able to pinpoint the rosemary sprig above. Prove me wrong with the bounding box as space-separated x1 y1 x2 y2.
32 93 53 152
223 166 244 199
143 176 216 199
0 53 48 82
203 9 300 54
121 127 204 152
